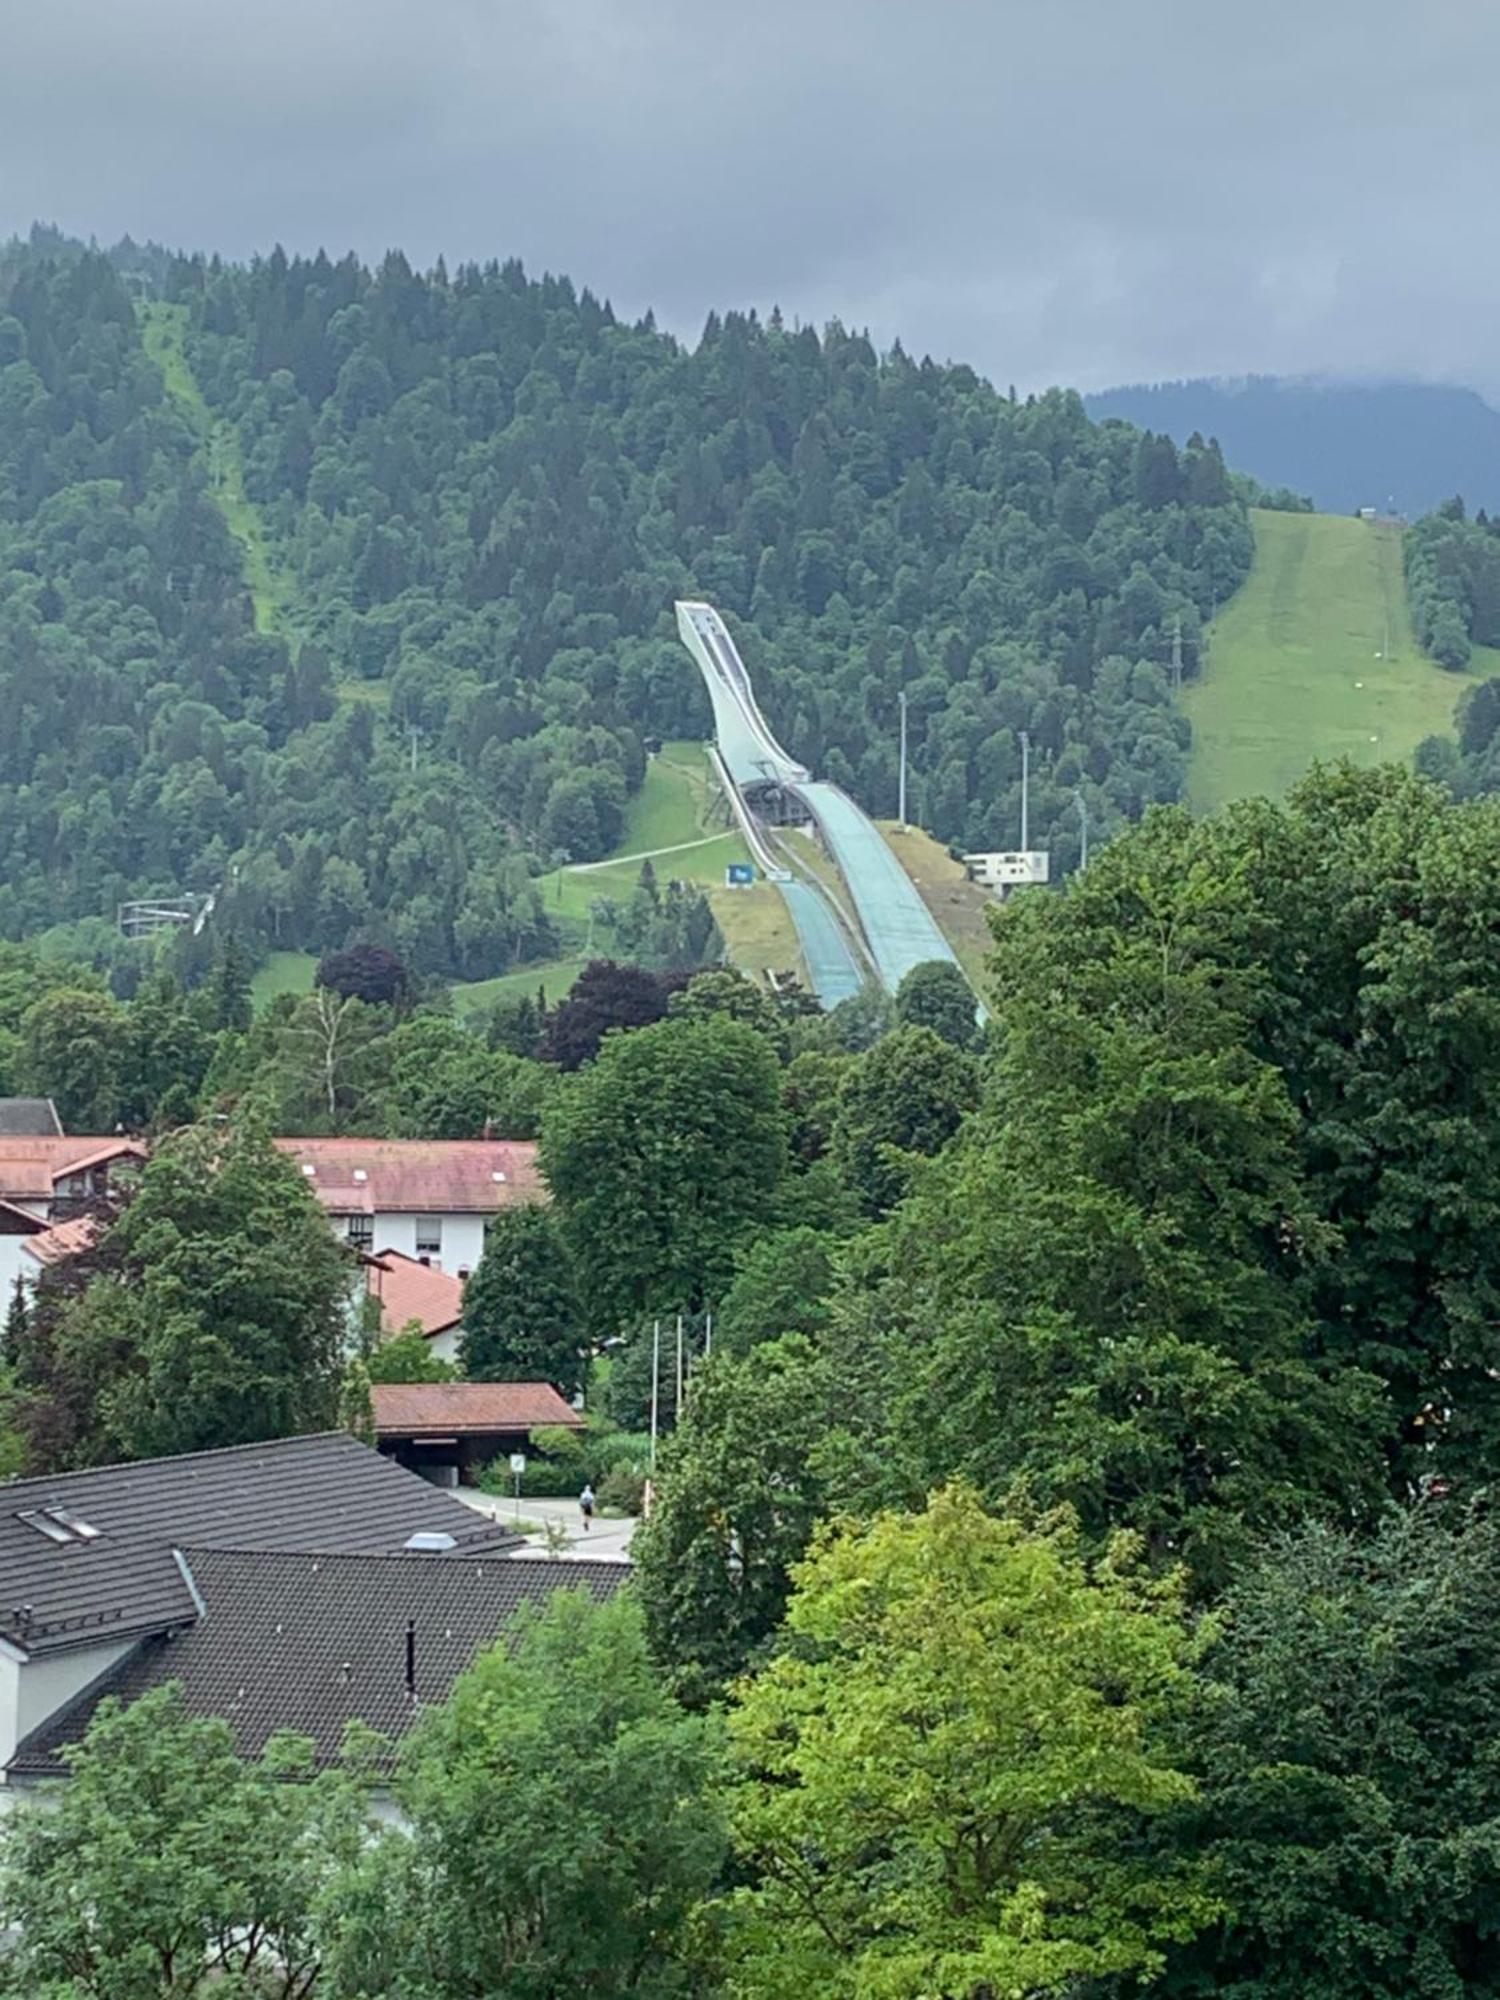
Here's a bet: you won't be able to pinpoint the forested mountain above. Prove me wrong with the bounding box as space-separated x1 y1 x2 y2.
0 230 1250 976
1086 374 1500 518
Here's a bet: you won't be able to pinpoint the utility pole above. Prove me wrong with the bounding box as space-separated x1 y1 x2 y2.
1018 730 1030 852
408 722 420 774
897 691 908 830
675 1314 684 1415
1076 789 1089 872
1171 616 1184 697
649 1319 661 1472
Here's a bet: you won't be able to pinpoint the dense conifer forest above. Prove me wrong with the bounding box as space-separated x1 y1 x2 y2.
0 229 1249 976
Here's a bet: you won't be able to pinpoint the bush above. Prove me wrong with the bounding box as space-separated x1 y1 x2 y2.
477 1424 649 1499
597 1465 646 1515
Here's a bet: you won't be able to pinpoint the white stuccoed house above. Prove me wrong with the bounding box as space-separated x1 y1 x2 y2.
272 1138 544 1279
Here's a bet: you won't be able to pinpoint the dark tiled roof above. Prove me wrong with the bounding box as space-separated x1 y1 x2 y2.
0 1433 522 1655
10 1546 626 1773
0 1099 61 1138
371 1382 584 1436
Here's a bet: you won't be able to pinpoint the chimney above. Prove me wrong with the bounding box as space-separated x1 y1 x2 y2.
405 1617 416 1699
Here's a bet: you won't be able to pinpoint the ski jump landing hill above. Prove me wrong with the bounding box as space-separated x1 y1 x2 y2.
675 600 965 1009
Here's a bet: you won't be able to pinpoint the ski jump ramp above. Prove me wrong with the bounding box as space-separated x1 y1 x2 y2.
676 601 964 1003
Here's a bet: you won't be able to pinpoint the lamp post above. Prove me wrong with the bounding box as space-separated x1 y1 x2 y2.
1018 730 1030 852
897 691 908 830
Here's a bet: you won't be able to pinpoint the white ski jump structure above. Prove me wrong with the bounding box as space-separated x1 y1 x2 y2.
676 601 966 1008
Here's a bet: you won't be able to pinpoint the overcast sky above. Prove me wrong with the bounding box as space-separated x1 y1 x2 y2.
3 0 1496 395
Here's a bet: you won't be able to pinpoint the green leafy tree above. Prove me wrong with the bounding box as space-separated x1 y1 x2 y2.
459 1204 585 1394
849 831 1391 1592
365 1327 457 1384
384 1013 552 1139
118 970 212 1129
894 957 979 1046
635 1334 837 1706
1139 1506 1500 2000
321 1591 725 1999
714 1227 840 1356
541 1013 789 1333
668 966 791 1059
831 1023 978 1215
12 1120 351 1468
0 1683 366 1999
722 1484 1212 1998
21 986 129 1131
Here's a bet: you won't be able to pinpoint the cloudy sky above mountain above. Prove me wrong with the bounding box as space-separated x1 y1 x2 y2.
3 0 1495 395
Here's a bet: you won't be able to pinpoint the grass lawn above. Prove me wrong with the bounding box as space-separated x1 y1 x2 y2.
250 950 318 1010
875 824 996 996
452 958 593 1020
616 740 720 852
1185 510 1469 812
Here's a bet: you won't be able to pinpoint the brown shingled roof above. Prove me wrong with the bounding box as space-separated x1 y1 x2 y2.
21 1215 98 1267
371 1382 583 1436
274 1138 545 1215
0 1138 142 1205
366 1250 465 1339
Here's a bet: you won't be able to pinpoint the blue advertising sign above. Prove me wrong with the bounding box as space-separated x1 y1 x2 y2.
725 862 756 887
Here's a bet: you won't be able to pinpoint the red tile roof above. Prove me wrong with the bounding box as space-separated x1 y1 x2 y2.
370 1383 583 1437
0 1138 141 1205
21 1216 99 1267
274 1139 544 1216
366 1251 465 1340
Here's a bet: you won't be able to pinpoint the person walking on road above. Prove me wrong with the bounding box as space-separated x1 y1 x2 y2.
579 1482 595 1531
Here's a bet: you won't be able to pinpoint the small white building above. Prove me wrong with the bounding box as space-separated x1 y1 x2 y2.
963 850 1051 891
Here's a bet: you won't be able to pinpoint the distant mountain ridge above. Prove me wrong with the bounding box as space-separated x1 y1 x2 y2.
1084 376 1500 519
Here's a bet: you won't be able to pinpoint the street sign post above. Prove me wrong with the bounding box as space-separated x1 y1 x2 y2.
509 1451 526 1516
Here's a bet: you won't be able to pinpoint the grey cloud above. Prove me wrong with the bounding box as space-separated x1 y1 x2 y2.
2 0 1498 394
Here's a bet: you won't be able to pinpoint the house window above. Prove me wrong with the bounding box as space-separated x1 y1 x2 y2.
345 1216 374 1252
415 1217 443 1259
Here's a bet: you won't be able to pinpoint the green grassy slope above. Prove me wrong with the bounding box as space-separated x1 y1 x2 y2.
1185 509 1470 812
140 303 298 641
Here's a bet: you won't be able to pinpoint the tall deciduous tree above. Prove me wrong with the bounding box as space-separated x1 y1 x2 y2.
321 1591 725 1999
541 1013 789 1334
460 1204 585 1394
894 957 979 1047
1140 1506 1500 2000
21 986 128 1131
722 1485 1211 1997
0 1684 364 1999
635 1334 837 1706
831 1023 978 1215
12 1120 351 1468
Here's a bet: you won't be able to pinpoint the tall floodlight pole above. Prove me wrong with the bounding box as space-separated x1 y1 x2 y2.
1076 789 1089 873
675 1314 684 1414
897 691 908 829
1019 730 1031 852
649 1319 661 1471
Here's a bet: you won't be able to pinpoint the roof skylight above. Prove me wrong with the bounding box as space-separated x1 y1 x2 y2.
18 1506 101 1545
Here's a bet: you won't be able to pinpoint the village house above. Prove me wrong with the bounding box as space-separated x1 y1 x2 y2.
273 1138 544 1277
0 1431 622 1790
0 1135 546 1310
0 1134 144 1304
363 1248 467 1363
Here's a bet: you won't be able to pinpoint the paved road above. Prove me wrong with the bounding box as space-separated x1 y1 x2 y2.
452 1488 636 1563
